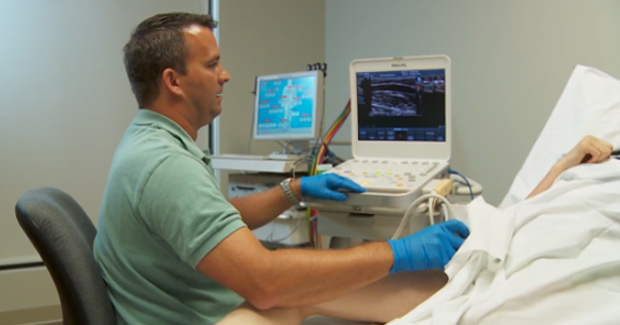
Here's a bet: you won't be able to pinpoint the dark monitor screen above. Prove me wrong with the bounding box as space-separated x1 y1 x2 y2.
355 69 446 142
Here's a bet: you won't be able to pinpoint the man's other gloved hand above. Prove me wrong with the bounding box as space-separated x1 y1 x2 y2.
300 174 366 201
387 219 470 274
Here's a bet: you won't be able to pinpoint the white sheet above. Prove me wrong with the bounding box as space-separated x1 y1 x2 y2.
501 65 620 208
388 160 620 325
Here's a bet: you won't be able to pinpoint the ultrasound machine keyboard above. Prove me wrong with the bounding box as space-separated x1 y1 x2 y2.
325 159 440 194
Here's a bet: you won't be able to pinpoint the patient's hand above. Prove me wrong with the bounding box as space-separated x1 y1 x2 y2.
527 135 612 199
557 135 612 171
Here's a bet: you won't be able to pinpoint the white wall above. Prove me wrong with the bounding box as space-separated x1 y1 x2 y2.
0 0 209 321
325 0 620 205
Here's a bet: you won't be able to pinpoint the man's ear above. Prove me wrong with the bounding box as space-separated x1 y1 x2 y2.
162 68 184 97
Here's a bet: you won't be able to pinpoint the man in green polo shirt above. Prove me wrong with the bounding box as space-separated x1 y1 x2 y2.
93 12 469 324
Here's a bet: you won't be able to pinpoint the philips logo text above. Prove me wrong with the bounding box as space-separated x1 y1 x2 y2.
391 63 407 68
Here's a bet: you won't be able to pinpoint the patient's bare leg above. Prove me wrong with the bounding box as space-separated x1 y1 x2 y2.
311 269 446 323
217 302 313 325
218 269 446 325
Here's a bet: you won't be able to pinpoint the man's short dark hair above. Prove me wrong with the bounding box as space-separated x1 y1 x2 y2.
123 12 217 108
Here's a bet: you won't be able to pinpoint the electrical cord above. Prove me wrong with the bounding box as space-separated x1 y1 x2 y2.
427 198 434 226
308 98 350 248
324 148 346 165
275 140 288 151
449 169 474 200
392 193 454 240
266 217 304 243
441 203 449 224
290 154 311 179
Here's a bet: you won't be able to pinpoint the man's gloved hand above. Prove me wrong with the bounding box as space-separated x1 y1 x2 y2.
387 219 469 274
300 174 366 201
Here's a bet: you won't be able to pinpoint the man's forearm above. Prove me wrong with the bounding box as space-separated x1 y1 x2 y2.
199 227 394 311
254 241 394 309
229 178 302 229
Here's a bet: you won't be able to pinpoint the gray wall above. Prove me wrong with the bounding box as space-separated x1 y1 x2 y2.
324 0 620 205
0 0 209 319
216 0 325 190
217 0 326 156
0 0 209 265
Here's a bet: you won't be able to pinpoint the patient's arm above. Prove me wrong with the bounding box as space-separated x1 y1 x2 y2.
526 135 612 199
218 269 447 324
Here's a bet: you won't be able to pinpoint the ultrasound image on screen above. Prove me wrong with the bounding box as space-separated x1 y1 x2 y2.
356 69 446 142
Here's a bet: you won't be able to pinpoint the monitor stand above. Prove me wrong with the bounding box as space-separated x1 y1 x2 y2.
269 140 309 161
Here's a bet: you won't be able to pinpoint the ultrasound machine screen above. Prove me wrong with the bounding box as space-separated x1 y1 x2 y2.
355 69 446 142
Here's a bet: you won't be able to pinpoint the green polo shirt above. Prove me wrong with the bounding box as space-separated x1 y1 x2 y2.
94 109 246 324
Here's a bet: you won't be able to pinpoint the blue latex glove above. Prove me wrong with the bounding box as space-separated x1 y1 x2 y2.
300 174 366 201
387 219 470 274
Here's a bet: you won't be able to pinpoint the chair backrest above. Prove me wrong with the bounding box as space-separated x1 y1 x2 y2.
15 187 116 325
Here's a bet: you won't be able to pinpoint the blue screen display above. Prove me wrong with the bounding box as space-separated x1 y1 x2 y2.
255 75 317 138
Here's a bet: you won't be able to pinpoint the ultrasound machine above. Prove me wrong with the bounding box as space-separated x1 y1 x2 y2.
304 55 458 245
212 56 481 247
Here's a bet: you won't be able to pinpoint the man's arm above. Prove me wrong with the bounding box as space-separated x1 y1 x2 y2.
228 178 301 230
199 227 393 310
198 219 468 311
230 174 368 229
526 135 612 199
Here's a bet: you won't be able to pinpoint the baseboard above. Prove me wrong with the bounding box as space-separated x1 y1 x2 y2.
0 305 61 325
0 267 60 324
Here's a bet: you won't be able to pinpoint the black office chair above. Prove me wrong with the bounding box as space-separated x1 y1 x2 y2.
15 187 116 325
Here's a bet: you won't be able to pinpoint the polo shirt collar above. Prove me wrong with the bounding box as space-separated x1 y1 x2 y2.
134 109 210 163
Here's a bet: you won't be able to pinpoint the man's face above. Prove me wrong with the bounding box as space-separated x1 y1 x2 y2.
178 25 230 126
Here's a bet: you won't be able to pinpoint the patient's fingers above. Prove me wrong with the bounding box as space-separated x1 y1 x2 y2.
585 147 602 163
590 139 613 162
585 145 609 163
578 135 612 164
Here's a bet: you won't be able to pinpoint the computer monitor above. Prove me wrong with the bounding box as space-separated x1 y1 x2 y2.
349 55 451 160
252 70 324 154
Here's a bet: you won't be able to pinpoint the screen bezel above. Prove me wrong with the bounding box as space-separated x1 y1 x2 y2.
252 70 324 141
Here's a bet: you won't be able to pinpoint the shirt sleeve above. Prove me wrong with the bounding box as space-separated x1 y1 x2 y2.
137 153 247 267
